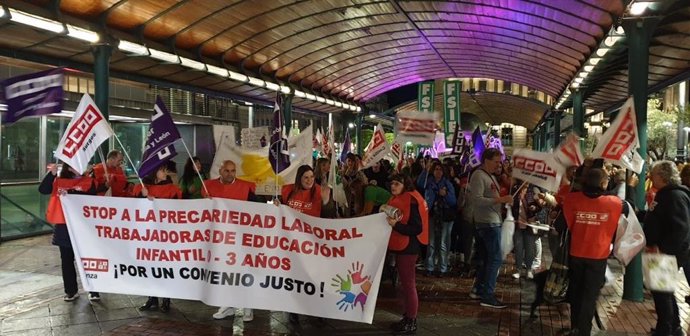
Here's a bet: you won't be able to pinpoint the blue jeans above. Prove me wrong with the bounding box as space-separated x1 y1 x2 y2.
426 218 454 273
473 225 502 300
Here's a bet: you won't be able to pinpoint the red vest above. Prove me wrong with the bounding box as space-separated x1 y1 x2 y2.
282 184 322 218
203 178 256 200
386 190 429 251
563 192 621 259
46 177 94 224
132 183 182 199
93 163 128 196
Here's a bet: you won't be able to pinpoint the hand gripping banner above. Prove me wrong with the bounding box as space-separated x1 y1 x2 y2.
61 195 390 323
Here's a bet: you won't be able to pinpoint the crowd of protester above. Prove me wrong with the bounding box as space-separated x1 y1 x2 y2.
40 147 690 336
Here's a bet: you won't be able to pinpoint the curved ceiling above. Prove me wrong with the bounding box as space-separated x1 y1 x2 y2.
4 0 690 123
0 0 625 111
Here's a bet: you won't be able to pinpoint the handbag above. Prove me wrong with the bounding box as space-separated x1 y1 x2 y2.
544 229 570 304
642 253 678 293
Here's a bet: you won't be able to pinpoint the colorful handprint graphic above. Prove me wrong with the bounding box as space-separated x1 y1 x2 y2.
331 261 373 312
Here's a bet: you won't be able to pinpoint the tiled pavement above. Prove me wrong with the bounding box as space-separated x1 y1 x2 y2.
1 235 688 336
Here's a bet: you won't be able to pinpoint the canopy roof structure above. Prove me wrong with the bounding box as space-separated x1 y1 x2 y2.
0 0 688 128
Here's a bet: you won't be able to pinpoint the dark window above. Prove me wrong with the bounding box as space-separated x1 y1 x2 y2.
478 80 488 92
501 127 513 146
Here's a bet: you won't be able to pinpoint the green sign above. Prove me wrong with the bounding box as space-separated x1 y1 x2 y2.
443 81 461 145
417 81 435 113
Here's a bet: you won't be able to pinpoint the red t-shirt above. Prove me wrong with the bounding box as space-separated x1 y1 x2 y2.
203 178 256 201
132 183 182 199
46 177 94 224
93 163 128 197
563 192 621 259
281 184 322 217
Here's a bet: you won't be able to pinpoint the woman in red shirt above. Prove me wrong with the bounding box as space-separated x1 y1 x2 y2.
134 163 182 313
38 163 97 302
279 164 328 324
281 165 324 217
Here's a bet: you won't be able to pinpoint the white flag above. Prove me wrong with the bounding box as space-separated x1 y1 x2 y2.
395 110 439 145
554 133 584 167
327 128 348 207
55 94 114 175
209 126 312 196
361 123 390 169
592 97 643 174
511 148 565 192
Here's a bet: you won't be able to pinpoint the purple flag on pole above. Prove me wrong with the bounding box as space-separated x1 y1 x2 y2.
340 128 351 163
1 68 64 124
139 145 178 178
138 97 182 177
269 93 290 174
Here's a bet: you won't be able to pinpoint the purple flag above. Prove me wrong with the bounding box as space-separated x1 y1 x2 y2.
269 93 290 173
340 128 351 163
468 126 485 168
139 145 178 178
1 68 64 124
138 97 181 177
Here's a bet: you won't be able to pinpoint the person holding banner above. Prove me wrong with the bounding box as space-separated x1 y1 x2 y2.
93 150 130 197
38 163 99 302
132 162 181 313
203 160 257 322
385 173 428 334
179 157 206 199
278 164 329 325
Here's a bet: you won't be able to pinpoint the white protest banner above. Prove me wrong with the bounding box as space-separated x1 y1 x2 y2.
55 94 114 175
512 148 564 192
554 132 584 168
361 123 389 169
241 127 270 149
395 110 439 145
62 195 390 323
390 140 403 163
211 126 312 195
592 97 644 174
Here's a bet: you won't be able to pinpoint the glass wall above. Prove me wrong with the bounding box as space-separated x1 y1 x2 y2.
1 118 40 181
113 123 146 176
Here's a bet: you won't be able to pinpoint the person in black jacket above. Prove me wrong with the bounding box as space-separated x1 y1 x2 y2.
644 160 690 336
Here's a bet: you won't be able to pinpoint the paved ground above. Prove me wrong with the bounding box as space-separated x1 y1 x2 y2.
1 235 688 336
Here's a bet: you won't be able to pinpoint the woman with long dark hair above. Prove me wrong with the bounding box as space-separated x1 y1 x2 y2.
386 173 428 334
279 164 329 324
134 162 182 313
281 165 323 217
39 162 98 301
179 157 206 199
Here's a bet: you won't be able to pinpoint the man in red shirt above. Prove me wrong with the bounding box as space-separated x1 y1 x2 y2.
203 160 257 322
93 150 130 197
562 168 627 336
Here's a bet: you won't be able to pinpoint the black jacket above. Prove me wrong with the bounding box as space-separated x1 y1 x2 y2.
644 184 690 259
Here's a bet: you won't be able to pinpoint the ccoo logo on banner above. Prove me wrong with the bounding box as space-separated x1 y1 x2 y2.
361 123 389 169
395 110 439 145
511 149 564 192
592 97 644 174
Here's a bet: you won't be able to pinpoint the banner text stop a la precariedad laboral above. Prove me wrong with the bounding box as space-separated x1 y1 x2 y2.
61 195 391 323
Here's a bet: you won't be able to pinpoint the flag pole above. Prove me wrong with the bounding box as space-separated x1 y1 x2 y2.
112 135 145 188
97 147 110 183
179 139 209 197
